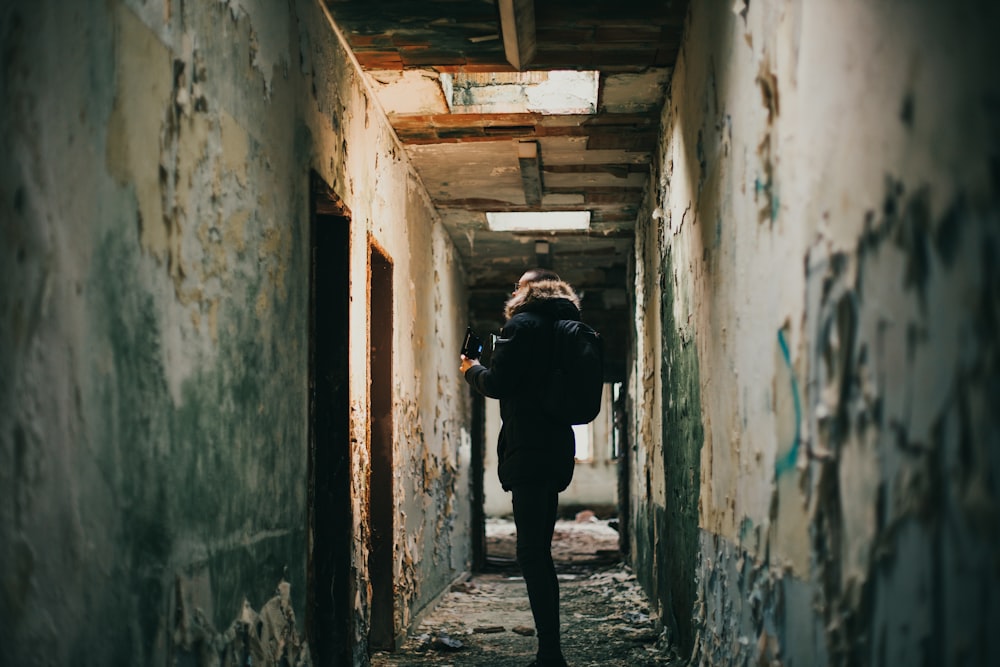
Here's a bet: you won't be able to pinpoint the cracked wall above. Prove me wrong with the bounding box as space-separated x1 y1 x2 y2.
631 0 1000 664
0 0 470 664
394 182 472 637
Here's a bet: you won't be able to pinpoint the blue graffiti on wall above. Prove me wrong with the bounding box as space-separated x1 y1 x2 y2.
775 329 801 477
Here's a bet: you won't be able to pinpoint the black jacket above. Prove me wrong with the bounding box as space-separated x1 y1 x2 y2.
464 280 580 492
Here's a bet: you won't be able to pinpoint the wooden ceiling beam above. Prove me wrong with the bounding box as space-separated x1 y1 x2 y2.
498 0 537 70
517 140 543 207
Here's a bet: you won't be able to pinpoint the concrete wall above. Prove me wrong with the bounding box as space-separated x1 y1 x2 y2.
0 0 470 664
629 0 1000 664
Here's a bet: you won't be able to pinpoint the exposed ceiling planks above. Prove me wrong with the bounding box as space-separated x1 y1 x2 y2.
324 1 690 376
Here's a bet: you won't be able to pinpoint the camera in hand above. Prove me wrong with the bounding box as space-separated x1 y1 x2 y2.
461 327 484 360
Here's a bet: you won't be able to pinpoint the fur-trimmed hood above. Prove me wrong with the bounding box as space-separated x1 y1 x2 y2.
505 278 581 320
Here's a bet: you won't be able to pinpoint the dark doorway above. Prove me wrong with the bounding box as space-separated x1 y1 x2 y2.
368 240 395 651
613 383 630 557
470 392 487 571
308 175 352 666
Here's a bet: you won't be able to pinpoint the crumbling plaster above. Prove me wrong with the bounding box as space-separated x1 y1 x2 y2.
630 0 1000 664
1 0 471 664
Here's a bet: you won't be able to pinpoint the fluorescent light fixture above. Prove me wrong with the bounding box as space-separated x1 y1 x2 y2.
486 211 591 232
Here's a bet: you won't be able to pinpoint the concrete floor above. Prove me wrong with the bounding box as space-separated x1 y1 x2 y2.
371 519 686 667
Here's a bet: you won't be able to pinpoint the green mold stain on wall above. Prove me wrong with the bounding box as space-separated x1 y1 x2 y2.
659 246 704 656
87 225 309 658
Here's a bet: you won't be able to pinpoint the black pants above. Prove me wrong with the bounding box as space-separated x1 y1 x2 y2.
511 483 563 661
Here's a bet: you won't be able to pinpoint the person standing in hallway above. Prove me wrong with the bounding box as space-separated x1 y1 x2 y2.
460 268 580 667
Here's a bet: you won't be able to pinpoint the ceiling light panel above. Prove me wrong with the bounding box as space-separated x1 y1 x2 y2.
486 211 592 232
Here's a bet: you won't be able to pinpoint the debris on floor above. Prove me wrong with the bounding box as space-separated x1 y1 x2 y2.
371 518 686 667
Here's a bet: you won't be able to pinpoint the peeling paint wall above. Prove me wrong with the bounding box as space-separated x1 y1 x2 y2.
311 1 473 657
631 0 1000 664
394 182 472 635
0 0 470 664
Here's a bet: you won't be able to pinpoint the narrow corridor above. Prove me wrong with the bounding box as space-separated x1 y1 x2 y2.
3 1 998 665
372 519 681 667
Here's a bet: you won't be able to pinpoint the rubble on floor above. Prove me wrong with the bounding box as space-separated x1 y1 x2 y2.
371 519 685 667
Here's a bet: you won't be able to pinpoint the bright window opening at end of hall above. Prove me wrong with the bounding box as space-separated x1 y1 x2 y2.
486 211 591 232
440 71 600 115
573 424 592 462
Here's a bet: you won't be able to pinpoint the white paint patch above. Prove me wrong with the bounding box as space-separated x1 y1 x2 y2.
368 69 450 115
459 427 471 468
441 71 600 115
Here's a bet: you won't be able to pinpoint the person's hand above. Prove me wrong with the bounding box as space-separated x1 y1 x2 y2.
459 355 480 374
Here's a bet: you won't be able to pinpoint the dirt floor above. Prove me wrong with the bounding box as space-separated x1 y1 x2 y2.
370 517 686 667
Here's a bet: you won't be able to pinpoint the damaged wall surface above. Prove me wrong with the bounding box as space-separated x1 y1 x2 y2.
629 0 1000 664
0 0 470 664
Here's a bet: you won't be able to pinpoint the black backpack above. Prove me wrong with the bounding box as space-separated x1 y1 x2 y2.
541 319 605 425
